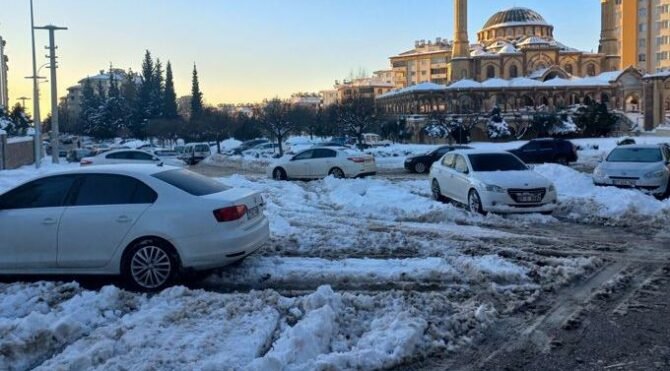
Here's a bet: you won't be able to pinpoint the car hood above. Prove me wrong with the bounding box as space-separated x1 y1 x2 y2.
474 170 551 189
598 161 665 176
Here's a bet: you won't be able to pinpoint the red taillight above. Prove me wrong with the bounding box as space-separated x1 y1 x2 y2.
80 159 92 166
347 157 366 163
213 205 247 222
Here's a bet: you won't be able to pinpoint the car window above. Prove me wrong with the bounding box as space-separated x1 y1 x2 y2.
539 141 554 149
73 174 157 206
313 149 337 159
131 151 155 161
607 148 663 163
435 147 452 156
106 151 133 160
468 154 528 171
454 155 469 173
442 153 455 167
522 141 540 150
0 175 76 210
195 145 210 152
293 150 314 161
152 169 229 196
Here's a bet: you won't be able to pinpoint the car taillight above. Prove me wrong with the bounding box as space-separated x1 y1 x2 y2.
213 205 247 222
80 159 92 166
347 157 366 163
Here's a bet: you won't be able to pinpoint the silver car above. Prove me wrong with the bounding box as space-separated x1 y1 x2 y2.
593 144 670 198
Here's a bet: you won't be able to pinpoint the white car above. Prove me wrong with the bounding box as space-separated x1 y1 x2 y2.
81 149 161 166
0 165 270 291
429 150 557 214
593 144 670 199
269 147 376 180
179 143 212 165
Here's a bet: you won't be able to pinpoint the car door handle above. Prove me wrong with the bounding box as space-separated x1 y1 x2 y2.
116 216 132 223
42 217 57 225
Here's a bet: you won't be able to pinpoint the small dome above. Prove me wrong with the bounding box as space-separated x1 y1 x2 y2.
483 7 548 30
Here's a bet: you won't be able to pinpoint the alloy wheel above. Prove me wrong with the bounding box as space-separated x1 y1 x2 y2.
330 168 345 178
130 245 172 289
415 162 426 174
469 191 483 214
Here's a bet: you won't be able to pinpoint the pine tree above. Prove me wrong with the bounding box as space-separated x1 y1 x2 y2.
108 67 119 99
138 50 154 119
163 61 178 118
152 58 164 117
121 69 143 138
96 80 106 103
190 64 203 120
8 103 31 135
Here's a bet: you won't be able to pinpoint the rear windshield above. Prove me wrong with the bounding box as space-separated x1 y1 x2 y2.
607 148 662 163
468 153 528 172
152 169 229 196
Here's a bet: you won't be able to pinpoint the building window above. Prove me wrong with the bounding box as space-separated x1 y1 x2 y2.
586 64 596 76
430 68 447 75
486 65 496 79
509 65 518 78
639 53 647 62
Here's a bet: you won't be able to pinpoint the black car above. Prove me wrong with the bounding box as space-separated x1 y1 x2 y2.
508 138 578 165
404 145 472 173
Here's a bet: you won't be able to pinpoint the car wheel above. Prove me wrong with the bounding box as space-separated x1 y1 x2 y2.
272 167 287 181
414 162 427 174
431 179 445 202
329 167 345 179
468 189 486 215
555 156 568 166
122 239 178 291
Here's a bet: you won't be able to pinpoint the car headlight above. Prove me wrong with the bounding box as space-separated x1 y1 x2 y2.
644 169 666 179
484 184 505 193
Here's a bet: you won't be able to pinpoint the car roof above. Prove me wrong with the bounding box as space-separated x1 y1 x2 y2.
613 144 664 150
47 164 179 177
450 149 514 156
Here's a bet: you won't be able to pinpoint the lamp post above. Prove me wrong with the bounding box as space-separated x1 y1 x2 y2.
29 0 41 168
17 96 30 108
35 25 67 164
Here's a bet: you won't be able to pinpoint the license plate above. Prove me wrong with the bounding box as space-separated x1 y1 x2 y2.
518 195 542 203
247 206 260 219
613 179 636 187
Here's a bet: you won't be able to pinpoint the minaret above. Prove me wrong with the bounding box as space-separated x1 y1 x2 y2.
452 0 469 58
450 0 472 81
598 0 621 70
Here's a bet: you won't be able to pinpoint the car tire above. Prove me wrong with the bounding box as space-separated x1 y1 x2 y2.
121 238 179 292
555 156 568 166
431 179 446 202
468 189 486 215
272 167 288 181
414 162 427 174
329 167 345 179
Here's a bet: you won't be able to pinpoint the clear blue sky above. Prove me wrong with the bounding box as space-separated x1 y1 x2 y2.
1 0 601 111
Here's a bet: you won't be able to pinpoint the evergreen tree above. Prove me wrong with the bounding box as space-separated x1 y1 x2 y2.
96 80 106 102
163 61 178 118
152 58 164 117
190 64 203 120
108 67 120 99
138 50 154 119
8 103 32 135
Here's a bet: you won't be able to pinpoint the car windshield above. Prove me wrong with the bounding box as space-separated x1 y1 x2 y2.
607 148 662 163
468 153 528 172
152 169 230 196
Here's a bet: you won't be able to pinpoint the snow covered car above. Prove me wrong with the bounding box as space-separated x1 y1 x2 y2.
80 149 162 166
269 147 376 180
0 165 269 291
430 150 557 214
593 144 670 198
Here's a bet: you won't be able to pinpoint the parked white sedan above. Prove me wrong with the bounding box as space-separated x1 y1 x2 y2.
0 165 270 291
81 149 162 166
430 150 557 214
269 147 376 180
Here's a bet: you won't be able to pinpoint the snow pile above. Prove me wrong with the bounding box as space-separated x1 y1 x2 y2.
535 164 670 225
454 255 529 283
487 119 511 139
549 116 579 135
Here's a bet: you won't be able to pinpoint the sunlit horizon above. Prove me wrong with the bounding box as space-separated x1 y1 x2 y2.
1 0 601 116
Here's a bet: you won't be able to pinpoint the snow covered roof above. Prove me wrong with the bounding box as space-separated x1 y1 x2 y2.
528 68 550 79
481 78 509 88
508 77 543 88
550 40 580 52
497 44 519 54
471 48 493 57
644 70 670 79
377 82 447 98
448 79 482 89
446 73 616 90
518 36 551 47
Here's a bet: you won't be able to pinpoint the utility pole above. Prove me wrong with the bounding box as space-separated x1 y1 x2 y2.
35 25 67 164
17 96 30 108
29 0 41 168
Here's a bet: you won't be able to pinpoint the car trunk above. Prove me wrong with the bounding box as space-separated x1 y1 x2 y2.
202 188 265 225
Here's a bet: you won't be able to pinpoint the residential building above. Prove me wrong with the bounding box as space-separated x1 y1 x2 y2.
602 0 670 72
290 93 321 110
0 36 8 109
319 89 338 107
63 68 138 120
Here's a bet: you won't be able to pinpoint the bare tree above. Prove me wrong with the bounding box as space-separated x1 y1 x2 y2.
257 99 300 156
337 97 377 147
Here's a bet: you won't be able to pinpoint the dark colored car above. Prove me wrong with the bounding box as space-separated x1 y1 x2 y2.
508 138 578 165
404 145 473 173
230 139 269 155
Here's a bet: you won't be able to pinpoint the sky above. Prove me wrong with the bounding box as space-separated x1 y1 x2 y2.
1 0 602 114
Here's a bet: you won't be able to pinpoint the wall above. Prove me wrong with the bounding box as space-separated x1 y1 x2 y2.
0 135 35 170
